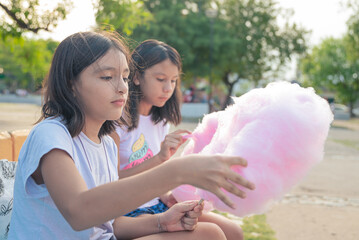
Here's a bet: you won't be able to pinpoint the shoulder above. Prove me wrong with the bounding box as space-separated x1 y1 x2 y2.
30 117 72 143
115 124 129 139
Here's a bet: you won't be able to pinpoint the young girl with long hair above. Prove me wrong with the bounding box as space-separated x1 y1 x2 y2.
8 32 254 240
112 39 251 240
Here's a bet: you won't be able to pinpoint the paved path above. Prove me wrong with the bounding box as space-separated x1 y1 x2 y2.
266 127 359 240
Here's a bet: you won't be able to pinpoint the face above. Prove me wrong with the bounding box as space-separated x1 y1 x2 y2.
135 59 179 112
74 48 129 125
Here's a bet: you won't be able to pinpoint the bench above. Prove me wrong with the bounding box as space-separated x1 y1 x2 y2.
0 129 30 162
0 129 29 239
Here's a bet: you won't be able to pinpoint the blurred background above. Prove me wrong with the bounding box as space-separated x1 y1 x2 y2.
0 0 358 120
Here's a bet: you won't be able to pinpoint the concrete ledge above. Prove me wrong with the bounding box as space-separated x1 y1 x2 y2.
0 131 13 161
0 129 30 162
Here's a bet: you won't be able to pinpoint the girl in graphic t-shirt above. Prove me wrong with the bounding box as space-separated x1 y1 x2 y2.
111 39 248 240
9 31 255 240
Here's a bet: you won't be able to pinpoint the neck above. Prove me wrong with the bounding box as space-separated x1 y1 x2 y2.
138 101 152 116
82 118 103 143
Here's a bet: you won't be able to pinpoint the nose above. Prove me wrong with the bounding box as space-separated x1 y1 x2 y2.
117 77 128 94
163 81 173 93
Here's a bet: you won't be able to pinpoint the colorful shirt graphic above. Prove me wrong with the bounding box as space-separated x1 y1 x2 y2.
124 133 153 169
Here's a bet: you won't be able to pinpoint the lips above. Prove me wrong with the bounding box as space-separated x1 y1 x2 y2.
112 99 126 106
159 96 169 101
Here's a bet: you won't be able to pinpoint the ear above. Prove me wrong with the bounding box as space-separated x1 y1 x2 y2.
133 73 140 86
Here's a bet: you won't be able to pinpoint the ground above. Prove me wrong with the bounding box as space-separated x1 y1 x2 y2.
1 102 358 240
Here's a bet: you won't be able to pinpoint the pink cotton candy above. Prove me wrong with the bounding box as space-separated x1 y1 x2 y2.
172 81 333 217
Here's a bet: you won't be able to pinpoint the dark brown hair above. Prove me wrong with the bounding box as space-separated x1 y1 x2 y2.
127 39 182 131
38 31 130 137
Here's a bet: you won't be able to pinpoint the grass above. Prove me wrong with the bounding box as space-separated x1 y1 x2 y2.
213 210 277 240
242 215 277 240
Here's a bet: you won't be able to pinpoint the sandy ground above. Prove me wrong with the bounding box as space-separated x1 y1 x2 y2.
1 103 359 240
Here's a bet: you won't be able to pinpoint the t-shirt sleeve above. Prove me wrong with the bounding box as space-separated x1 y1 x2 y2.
18 120 74 198
115 125 128 139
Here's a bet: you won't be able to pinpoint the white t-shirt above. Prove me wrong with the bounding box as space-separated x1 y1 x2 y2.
116 114 169 208
8 117 118 240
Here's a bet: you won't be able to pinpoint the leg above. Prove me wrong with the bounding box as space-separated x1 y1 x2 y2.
199 212 243 240
133 222 226 240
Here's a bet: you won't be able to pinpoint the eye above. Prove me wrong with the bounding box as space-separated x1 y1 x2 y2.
101 76 112 80
123 77 129 83
157 78 165 82
171 79 177 84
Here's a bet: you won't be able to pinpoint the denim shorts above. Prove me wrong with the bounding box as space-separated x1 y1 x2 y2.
124 200 169 217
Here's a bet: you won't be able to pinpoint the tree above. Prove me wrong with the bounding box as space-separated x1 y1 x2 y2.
95 0 308 111
94 0 151 36
0 0 72 37
0 36 56 91
300 38 359 117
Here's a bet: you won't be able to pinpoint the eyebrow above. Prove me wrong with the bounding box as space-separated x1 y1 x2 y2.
93 66 130 74
152 71 179 78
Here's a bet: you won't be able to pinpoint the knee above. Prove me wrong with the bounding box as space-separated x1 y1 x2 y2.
196 222 226 240
224 221 244 240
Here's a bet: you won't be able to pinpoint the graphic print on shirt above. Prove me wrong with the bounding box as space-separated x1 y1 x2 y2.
124 133 153 169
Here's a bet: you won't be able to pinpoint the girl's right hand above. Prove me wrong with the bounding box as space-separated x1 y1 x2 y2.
173 154 256 209
159 200 203 232
157 129 191 162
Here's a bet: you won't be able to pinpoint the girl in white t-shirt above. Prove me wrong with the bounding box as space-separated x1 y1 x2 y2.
111 39 252 240
8 32 255 240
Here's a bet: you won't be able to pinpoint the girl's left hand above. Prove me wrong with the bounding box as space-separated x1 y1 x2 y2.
159 200 204 232
157 129 191 162
160 191 178 208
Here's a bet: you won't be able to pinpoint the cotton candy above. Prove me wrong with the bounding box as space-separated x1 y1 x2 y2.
172 81 333 217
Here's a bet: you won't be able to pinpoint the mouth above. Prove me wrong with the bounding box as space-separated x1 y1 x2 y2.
112 99 126 106
159 96 169 101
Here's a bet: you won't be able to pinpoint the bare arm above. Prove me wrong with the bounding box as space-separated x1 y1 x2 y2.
113 201 203 239
40 149 255 231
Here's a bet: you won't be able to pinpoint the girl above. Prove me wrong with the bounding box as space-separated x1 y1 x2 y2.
8 32 254 240
112 39 250 240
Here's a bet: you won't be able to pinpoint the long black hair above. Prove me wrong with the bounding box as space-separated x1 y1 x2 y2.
38 31 130 137
127 39 182 131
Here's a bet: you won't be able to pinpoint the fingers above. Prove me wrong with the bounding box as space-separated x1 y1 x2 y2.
181 216 198 231
172 201 198 213
226 170 256 191
211 187 236 209
171 129 192 135
220 155 255 190
223 155 248 167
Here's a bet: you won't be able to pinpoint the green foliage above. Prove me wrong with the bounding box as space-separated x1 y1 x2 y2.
213 210 277 240
94 0 152 36
95 0 308 109
242 215 277 240
0 36 57 91
0 0 72 38
300 37 359 116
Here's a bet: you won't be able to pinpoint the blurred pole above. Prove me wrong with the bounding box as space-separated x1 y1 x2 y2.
206 9 217 113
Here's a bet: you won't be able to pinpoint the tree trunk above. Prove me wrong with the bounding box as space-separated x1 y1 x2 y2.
221 71 240 110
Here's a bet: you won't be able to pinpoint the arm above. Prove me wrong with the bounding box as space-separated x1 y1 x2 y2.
39 149 254 231
113 201 203 239
111 129 190 179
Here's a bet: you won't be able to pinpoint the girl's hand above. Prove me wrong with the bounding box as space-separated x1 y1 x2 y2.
159 200 203 232
160 191 178 208
174 154 256 209
157 129 191 162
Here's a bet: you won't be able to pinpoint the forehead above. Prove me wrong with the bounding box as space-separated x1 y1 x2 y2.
91 48 129 72
146 59 179 75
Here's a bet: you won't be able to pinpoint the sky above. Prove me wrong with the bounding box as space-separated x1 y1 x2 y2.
39 0 353 80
